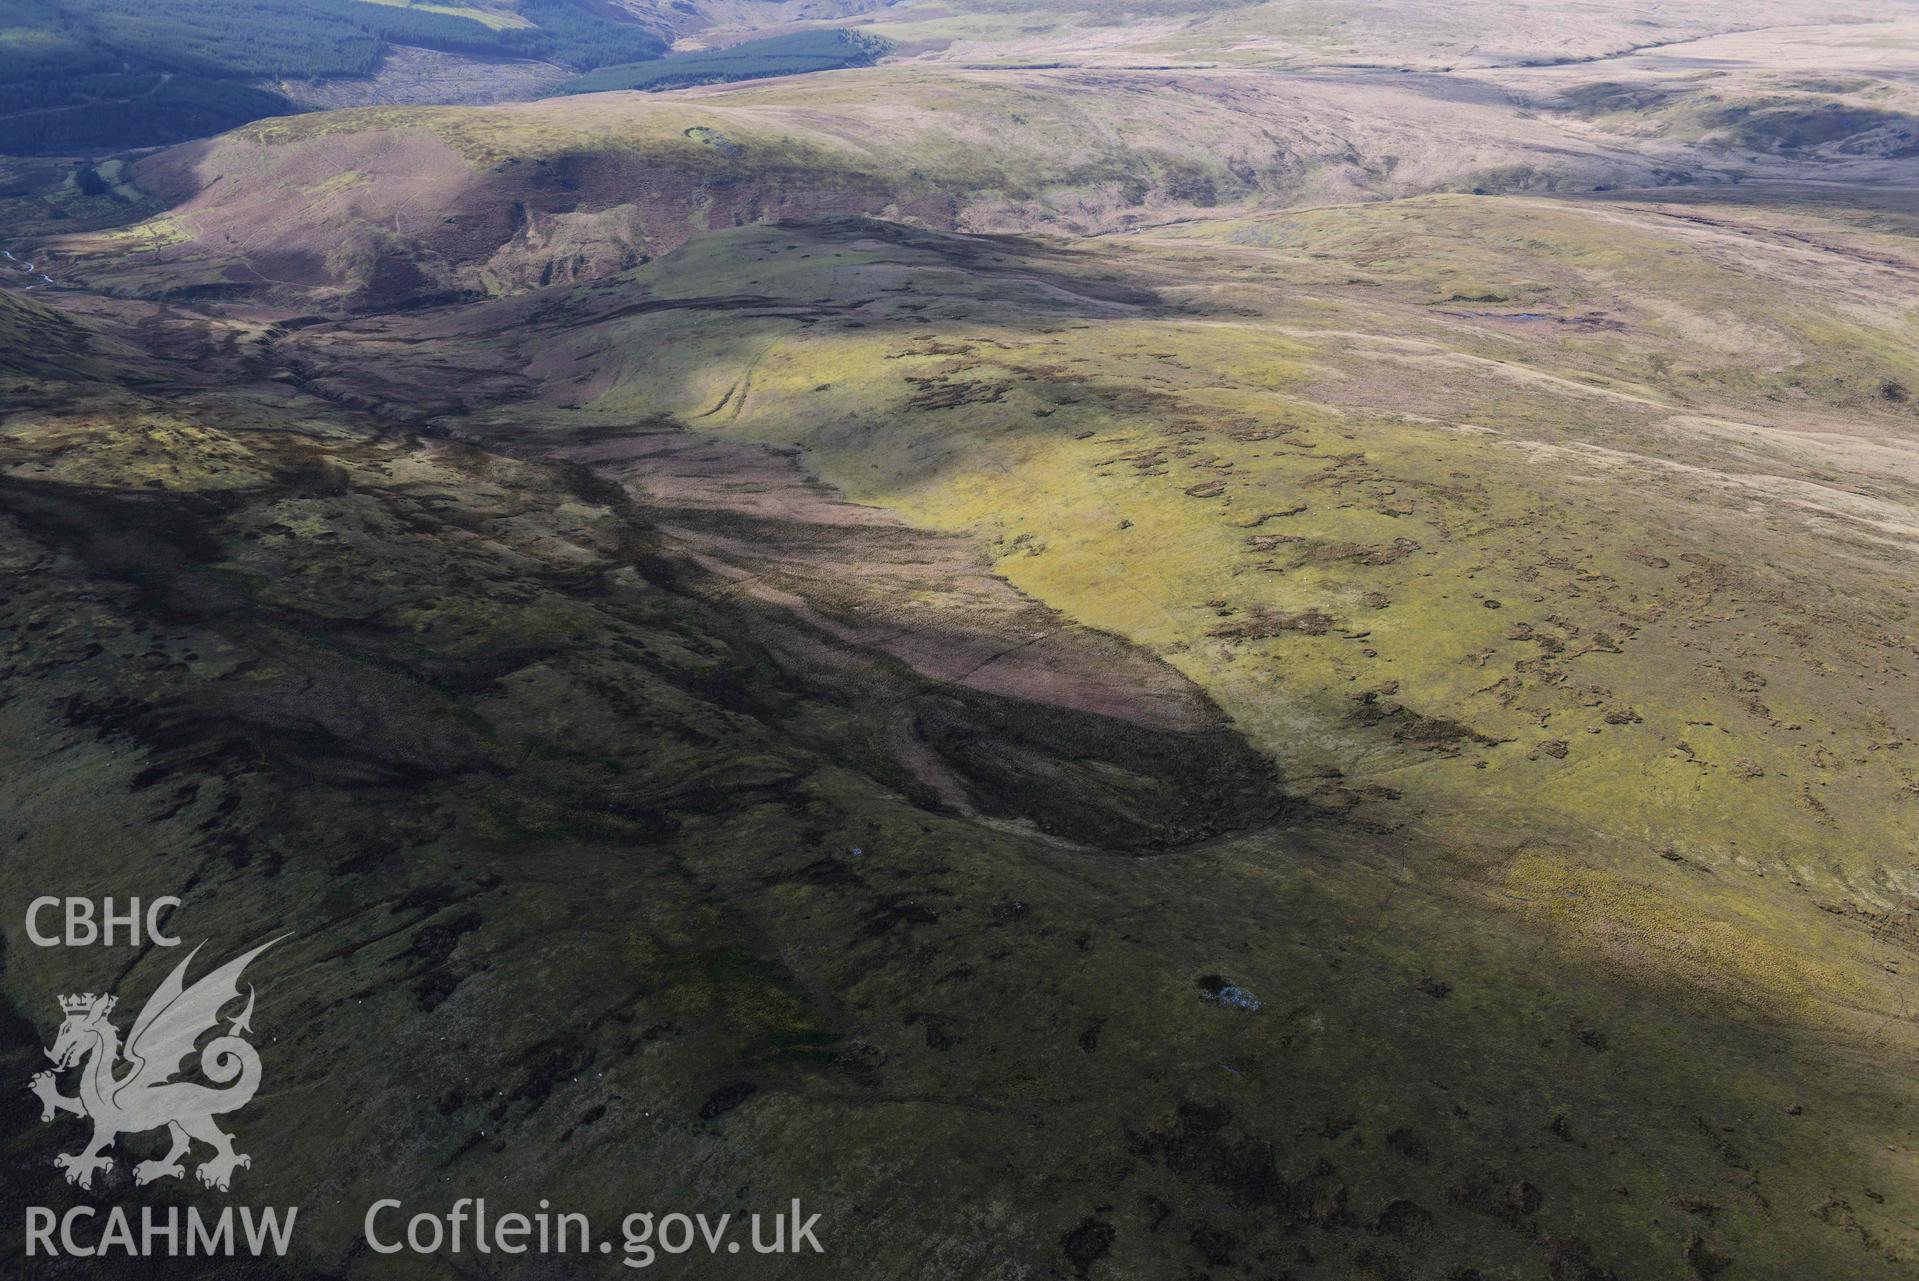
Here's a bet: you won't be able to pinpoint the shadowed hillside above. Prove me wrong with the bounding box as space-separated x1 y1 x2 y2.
3 4 1919 1279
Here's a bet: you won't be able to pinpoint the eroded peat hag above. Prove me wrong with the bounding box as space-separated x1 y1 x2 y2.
4 3 1919 1279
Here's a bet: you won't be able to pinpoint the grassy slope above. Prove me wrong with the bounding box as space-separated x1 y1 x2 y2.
4 13 1919 1277
3 208 1916 1280
222 192 1919 1275
547 198 1919 916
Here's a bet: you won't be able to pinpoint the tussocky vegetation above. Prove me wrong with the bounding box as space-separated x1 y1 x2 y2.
3 3 1919 1280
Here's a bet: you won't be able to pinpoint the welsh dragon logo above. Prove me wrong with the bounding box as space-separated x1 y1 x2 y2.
28 937 284 1192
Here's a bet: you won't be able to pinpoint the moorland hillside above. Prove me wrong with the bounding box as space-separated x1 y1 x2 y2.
3 4 1918 1279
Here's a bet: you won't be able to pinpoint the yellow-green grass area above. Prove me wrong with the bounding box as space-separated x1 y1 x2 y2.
17 190 1919 1277
1163 194 1919 410
571 208 1914 852
5 416 1911 1279
484 199 1916 1025
34 213 250 302
421 205 1919 1275
54 211 196 253
348 0 534 28
4 372 1912 1281
29 406 1891 1281
0 408 283 492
